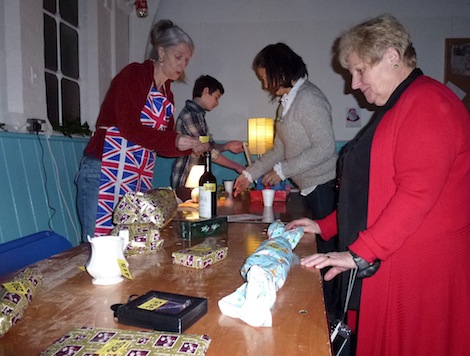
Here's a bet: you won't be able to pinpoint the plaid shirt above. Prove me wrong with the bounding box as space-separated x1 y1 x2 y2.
171 100 216 188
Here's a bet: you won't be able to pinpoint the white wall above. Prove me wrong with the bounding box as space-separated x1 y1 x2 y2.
0 1 46 131
0 0 468 140
0 0 131 133
130 0 470 142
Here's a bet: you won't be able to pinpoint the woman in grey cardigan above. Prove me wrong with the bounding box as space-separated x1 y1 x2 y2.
233 42 340 322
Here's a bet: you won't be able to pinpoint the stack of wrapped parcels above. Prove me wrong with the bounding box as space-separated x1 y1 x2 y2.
111 188 178 255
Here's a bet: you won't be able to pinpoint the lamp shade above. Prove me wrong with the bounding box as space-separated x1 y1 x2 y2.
248 118 274 155
185 165 205 188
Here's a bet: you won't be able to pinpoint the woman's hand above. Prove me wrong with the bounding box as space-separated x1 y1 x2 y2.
301 251 356 281
285 218 322 235
233 174 250 197
261 169 282 187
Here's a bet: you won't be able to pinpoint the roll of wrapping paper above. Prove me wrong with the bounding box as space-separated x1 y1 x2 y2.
0 268 43 337
240 220 303 291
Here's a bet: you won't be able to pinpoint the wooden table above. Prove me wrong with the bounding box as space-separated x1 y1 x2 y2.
0 193 331 355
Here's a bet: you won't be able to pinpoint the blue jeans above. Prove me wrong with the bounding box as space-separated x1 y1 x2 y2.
75 156 101 243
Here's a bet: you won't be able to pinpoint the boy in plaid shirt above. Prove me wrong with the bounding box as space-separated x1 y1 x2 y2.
171 75 245 189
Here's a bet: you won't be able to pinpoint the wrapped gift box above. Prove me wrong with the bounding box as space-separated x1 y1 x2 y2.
41 326 211 356
112 188 178 255
113 188 178 228
111 223 164 255
172 242 228 269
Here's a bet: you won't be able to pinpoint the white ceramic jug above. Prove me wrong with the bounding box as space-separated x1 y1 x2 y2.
86 231 129 285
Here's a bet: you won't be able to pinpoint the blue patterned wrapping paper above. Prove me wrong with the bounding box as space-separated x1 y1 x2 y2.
240 220 303 291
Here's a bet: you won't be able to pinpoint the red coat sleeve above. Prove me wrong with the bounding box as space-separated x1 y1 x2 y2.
316 210 338 241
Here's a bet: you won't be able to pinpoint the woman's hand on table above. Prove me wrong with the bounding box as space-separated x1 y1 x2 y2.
301 251 356 281
285 218 322 235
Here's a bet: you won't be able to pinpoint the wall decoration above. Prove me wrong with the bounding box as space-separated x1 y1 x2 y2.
345 107 362 128
445 38 470 112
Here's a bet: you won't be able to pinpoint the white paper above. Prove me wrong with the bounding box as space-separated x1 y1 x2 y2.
446 81 467 100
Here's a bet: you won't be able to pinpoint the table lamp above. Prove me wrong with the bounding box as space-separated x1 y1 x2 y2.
185 165 205 202
248 118 274 157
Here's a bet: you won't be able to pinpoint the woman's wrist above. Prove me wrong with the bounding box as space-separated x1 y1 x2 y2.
349 250 381 278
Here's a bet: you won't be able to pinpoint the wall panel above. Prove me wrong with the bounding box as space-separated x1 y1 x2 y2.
0 132 347 248
0 132 88 246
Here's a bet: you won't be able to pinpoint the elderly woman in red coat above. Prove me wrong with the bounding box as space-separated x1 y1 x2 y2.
286 14 470 356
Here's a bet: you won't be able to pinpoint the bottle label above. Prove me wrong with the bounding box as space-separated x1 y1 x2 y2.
202 183 216 192
199 187 212 218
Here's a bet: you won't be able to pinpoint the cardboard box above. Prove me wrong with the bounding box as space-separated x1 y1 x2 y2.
177 216 228 240
113 290 208 333
172 242 228 269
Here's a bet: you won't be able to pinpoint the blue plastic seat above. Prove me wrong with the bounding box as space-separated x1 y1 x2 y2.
0 231 72 277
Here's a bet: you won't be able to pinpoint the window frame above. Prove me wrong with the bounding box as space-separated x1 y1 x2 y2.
43 0 81 130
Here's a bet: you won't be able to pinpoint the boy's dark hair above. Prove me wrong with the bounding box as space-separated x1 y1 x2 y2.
252 43 308 101
193 75 225 98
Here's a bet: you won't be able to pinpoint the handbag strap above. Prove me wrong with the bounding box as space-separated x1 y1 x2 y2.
341 268 358 322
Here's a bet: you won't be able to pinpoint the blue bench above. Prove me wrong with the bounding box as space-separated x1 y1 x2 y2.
0 231 72 277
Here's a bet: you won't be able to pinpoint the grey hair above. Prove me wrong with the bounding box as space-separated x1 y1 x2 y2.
149 19 194 60
337 14 417 69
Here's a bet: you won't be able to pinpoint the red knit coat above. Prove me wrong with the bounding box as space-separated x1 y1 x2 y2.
85 60 191 159
318 75 470 356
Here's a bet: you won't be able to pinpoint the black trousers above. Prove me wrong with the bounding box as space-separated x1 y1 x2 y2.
304 180 342 323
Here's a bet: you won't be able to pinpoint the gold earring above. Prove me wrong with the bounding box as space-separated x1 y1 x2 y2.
393 63 398 69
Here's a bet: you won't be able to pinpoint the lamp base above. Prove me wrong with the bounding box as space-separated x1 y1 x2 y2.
191 187 199 203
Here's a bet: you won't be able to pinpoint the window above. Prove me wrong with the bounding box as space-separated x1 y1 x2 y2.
43 0 80 130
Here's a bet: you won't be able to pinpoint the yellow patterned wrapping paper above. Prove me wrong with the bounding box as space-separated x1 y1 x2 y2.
172 241 228 270
40 326 211 355
112 188 177 255
0 268 43 337
111 223 164 256
113 188 178 228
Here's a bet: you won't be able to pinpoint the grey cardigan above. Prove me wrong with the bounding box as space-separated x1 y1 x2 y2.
247 80 337 190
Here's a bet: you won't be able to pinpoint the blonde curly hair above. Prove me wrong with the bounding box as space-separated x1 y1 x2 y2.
337 14 417 69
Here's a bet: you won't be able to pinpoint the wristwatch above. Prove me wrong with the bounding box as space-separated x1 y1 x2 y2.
349 250 381 278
